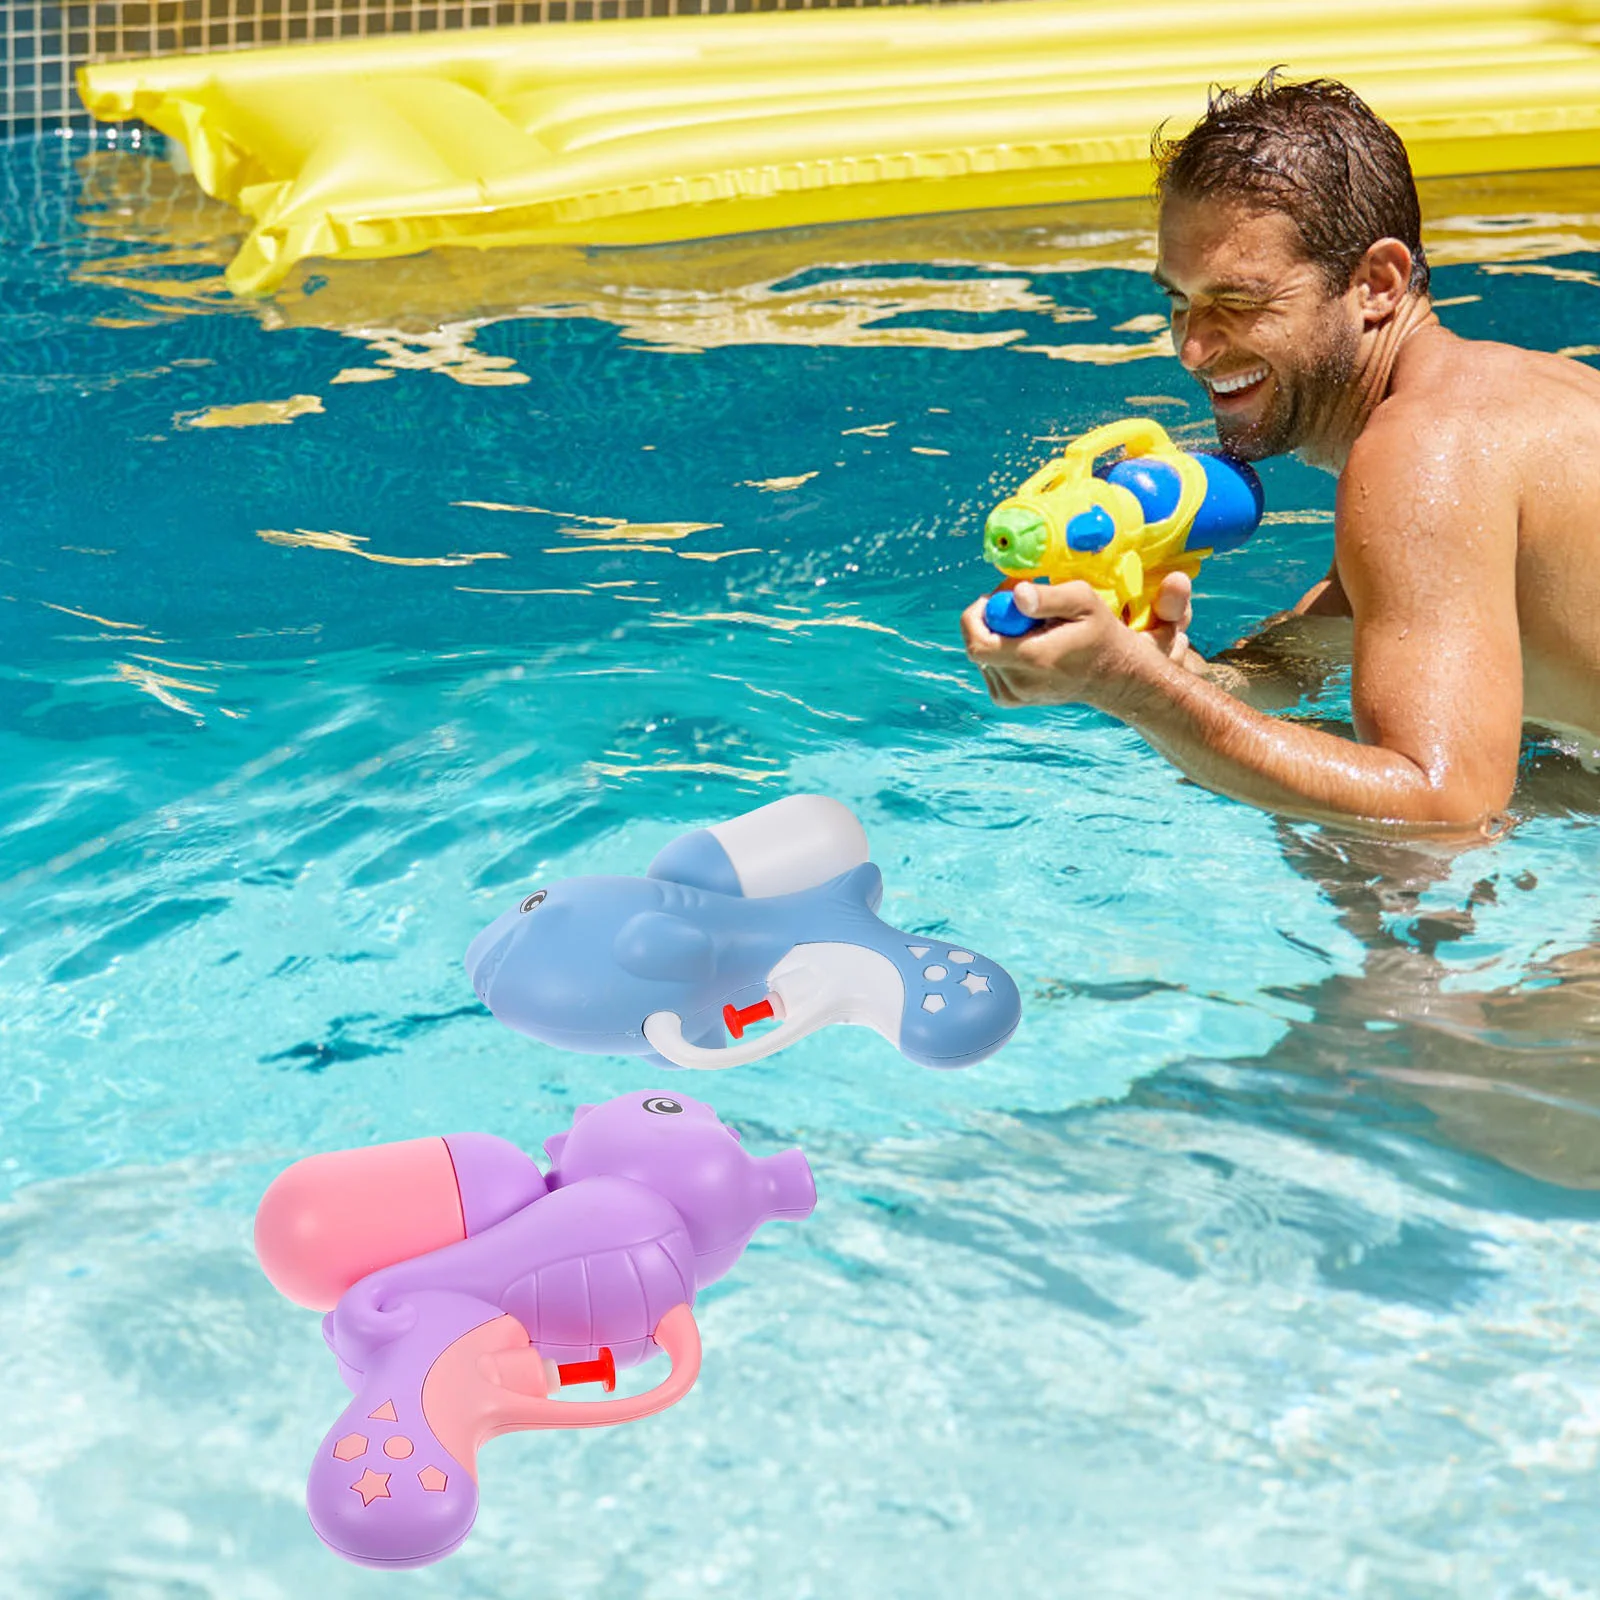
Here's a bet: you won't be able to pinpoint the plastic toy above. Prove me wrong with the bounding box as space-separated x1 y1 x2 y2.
255 1089 815 1568
465 794 1020 1070
981 417 1264 636
79 1 1600 295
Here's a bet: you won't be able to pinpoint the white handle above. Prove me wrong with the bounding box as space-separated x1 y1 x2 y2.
643 996 808 1070
643 943 906 1070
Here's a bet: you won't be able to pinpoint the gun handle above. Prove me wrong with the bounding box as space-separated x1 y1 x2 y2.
307 1292 701 1569
644 936 907 1069
984 589 1035 636
1057 417 1173 477
306 1290 505 1569
981 578 1126 637
1123 551 1205 632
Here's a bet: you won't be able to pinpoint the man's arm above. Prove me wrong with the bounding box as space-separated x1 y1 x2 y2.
1155 557 1352 711
962 418 1524 829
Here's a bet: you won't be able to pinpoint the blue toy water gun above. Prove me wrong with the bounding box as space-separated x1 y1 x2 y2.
982 418 1264 635
465 795 1020 1070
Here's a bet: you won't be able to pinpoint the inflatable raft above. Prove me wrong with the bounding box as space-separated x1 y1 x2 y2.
79 0 1600 295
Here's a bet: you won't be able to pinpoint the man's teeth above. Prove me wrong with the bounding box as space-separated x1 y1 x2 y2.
1209 366 1269 396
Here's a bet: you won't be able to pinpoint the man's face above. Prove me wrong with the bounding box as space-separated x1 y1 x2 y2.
1154 192 1362 461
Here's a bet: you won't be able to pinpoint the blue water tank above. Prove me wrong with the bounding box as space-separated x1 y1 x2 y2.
1100 452 1262 553
1188 453 1264 553
1102 456 1183 523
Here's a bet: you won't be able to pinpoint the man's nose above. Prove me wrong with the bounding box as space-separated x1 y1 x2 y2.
1177 306 1225 373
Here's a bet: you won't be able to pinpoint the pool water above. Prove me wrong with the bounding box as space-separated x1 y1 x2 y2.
5 136 1600 1597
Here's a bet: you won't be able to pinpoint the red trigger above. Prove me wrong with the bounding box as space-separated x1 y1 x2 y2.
723 999 775 1039
556 1348 616 1393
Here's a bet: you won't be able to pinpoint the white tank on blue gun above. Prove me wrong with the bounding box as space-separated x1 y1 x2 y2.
464 795 1021 1070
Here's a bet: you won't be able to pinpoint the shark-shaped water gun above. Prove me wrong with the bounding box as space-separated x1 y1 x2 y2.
465 795 1020 1070
255 1090 815 1568
981 417 1264 636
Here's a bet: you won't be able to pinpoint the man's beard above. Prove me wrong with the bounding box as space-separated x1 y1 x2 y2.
1213 320 1361 462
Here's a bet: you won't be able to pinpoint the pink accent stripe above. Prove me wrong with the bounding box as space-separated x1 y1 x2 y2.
439 1143 469 1245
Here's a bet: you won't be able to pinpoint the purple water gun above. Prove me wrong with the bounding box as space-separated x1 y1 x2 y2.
255 1090 815 1568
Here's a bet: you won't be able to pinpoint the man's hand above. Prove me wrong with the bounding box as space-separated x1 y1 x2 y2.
1148 570 1196 665
960 570 1199 709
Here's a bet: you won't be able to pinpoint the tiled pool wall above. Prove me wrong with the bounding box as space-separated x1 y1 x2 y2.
2 0 992 140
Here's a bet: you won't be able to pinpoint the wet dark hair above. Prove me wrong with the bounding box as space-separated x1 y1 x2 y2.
1153 72 1430 297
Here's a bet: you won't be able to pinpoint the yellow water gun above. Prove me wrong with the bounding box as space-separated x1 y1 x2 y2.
982 418 1264 635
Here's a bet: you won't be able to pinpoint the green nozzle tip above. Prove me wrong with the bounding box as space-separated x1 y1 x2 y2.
983 505 1049 571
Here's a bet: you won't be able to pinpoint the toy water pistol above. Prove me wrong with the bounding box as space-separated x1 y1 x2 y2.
981 417 1264 635
255 1090 815 1568
464 794 1021 1071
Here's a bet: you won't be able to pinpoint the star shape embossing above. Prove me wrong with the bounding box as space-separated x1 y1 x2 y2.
960 971 990 995
350 1468 392 1506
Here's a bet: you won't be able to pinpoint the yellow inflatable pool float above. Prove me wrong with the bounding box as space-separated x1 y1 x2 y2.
79 0 1600 296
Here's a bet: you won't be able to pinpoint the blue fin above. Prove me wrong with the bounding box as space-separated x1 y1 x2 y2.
611 911 716 982
820 861 884 913
645 827 742 896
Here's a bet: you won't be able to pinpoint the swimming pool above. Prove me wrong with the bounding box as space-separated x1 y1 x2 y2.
5 133 1600 1596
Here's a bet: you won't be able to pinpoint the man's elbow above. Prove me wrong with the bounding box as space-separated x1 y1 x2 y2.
1392 755 1513 832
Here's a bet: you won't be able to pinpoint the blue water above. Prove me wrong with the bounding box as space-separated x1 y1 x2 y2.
6 136 1600 1597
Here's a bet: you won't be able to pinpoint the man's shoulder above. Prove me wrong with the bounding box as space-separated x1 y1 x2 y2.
1353 333 1600 492
1338 390 1512 536
1382 328 1600 439
1343 397 1485 493
1368 331 1494 440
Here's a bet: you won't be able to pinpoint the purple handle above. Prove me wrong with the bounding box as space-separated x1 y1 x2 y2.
307 1290 500 1569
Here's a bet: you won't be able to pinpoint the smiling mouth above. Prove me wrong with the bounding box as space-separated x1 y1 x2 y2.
1206 364 1270 401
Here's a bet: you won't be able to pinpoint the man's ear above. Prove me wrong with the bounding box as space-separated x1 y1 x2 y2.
1353 238 1414 322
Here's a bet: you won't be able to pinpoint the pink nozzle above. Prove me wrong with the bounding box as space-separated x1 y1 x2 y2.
256 1138 469 1311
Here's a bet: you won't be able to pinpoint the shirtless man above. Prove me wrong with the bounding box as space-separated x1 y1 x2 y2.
961 75 1600 831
